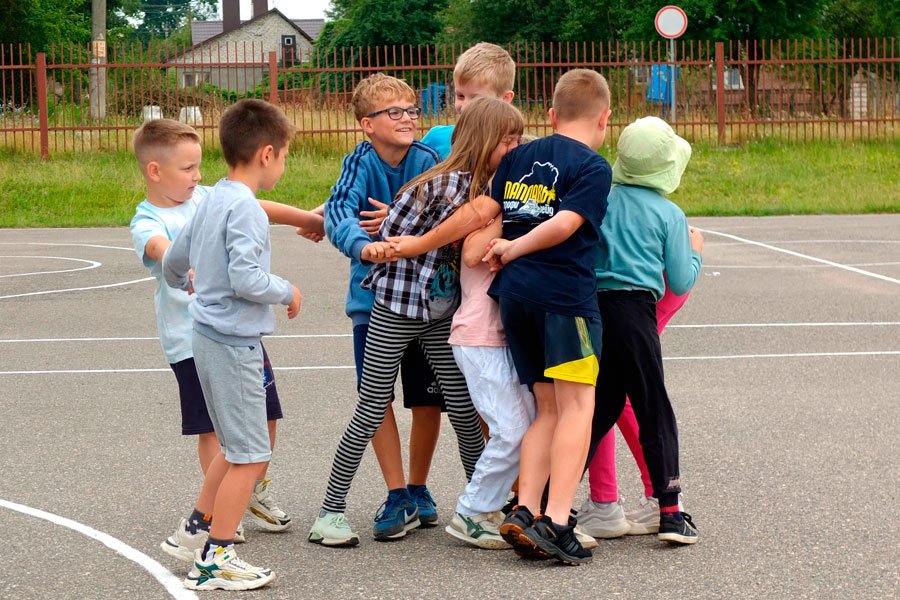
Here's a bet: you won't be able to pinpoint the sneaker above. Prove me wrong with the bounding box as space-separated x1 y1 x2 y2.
409 485 438 527
234 522 246 544
183 547 274 591
246 478 292 532
573 525 599 549
445 511 511 550
160 518 208 563
373 490 420 541
499 505 548 559
500 494 518 516
578 497 630 539
658 511 699 545
308 510 360 547
626 493 685 535
522 515 592 566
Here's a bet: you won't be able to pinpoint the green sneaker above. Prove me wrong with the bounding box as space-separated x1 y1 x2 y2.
445 511 511 550
308 510 360 547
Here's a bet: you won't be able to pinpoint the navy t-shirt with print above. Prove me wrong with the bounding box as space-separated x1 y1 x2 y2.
488 133 612 317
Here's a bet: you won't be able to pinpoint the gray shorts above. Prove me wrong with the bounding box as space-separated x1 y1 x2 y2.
192 330 271 464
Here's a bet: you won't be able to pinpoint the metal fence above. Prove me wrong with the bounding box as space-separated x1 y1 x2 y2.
1 38 897 158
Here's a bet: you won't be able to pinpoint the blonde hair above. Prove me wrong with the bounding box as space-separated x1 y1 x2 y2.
219 99 295 167
552 69 610 122
400 96 523 208
133 119 200 167
454 42 516 97
350 73 417 121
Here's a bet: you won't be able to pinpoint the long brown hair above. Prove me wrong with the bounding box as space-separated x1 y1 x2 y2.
401 96 524 208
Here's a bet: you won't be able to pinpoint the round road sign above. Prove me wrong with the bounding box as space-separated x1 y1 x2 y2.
655 5 688 39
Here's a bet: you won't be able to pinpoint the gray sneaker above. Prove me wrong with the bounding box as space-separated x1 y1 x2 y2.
625 493 685 535
577 497 630 539
160 517 208 563
246 478 292 532
445 511 511 549
308 510 360 547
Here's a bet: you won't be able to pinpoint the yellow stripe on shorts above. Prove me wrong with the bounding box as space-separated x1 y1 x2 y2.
545 353 599 385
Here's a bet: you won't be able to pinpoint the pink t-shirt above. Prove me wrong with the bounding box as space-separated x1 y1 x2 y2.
448 261 506 347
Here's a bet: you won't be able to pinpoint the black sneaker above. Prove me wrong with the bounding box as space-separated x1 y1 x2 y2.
498 505 548 559
523 515 592 565
658 511 699 545
501 495 518 516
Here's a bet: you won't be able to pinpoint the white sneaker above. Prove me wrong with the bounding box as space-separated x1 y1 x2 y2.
573 525 599 549
577 497 630 539
234 522 246 544
246 478 292 532
445 511 511 550
626 493 684 535
308 510 360 547
160 517 208 563
183 547 275 591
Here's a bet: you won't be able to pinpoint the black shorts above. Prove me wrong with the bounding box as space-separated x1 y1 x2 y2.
499 297 602 388
353 322 445 410
170 343 283 436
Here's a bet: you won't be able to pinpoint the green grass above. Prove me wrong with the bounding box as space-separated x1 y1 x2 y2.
1 139 898 227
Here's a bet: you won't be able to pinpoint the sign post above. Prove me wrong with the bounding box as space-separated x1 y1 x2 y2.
654 5 687 122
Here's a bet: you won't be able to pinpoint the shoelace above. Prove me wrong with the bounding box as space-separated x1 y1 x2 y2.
412 487 436 507
327 512 350 529
680 512 697 529
374 494 407 522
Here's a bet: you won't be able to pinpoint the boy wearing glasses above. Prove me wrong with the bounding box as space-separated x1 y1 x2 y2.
311 73 445 546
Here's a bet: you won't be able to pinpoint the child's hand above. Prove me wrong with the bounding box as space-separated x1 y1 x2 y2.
689 226 704 253
187 269 195 295
295 213 325 243
361 241 396 263
482 238 513 272
385 235 425 258
360 198 389 237
287 285 302 319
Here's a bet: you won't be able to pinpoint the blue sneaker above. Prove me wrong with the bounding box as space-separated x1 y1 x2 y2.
408 485 438 527
373 489 420 541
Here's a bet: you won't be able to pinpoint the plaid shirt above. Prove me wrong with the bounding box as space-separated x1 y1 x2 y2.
362 170 473 322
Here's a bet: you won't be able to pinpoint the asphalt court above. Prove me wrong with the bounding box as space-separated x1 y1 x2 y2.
1 215 898 600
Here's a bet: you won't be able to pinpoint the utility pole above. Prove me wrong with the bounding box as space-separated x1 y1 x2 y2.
89 0 106 121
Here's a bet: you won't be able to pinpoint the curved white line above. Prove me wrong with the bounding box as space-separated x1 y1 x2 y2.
0 498 197 600
706 239 900 246
0 276 154 299
0 255 102 278
696 228 900 285
703 262 900 269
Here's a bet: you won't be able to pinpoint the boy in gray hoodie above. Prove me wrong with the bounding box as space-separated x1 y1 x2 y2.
163 99 301 591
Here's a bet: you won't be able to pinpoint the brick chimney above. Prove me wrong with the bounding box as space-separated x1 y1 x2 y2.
253 0 269 18
222 0 240 33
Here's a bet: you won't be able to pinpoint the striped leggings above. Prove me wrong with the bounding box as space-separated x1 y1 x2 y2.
322 302 485 513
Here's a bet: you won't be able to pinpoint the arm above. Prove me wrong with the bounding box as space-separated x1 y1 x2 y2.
324 152 376 260
462 218 502 268
663 216 703 296
226 204 295 306
162 225 193 292
484 210 585 266
143 235 171 262
258 199 325 242
387 193 500 258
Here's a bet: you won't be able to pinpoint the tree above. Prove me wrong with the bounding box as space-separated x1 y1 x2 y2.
324 0 447 47
0 0 91 49
129 0 217 43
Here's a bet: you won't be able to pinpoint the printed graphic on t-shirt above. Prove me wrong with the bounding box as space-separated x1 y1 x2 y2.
263 354 275 389
502 161 560 224
426 241 461 321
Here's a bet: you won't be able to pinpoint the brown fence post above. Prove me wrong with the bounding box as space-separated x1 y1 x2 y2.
715 42 726 145
36 52 50 160
268 51 278 105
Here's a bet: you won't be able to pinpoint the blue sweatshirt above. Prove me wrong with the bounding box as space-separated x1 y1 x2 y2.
594 184 701 300
324 140 440 326
163 179 294 346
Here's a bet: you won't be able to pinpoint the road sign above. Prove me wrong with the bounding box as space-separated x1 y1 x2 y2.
655 5 688 39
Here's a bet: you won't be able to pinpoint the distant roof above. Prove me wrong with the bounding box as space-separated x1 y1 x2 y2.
191 17 324 45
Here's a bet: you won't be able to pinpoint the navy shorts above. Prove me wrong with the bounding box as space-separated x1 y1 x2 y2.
170 343 283 435
499 297 602 388
353 322 445 410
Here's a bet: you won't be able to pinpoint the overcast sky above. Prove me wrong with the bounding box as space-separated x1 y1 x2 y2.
240 1 332 20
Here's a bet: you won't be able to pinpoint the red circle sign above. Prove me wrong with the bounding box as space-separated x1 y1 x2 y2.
655 5 688 39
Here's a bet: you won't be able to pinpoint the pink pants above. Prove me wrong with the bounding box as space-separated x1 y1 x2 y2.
587 286 690 502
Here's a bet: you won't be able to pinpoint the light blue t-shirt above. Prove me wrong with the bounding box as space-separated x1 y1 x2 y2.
130 186 209 364
421 125 454 160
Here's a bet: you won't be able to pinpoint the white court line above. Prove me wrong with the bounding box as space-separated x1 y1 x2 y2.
2 352 899 376
0 276 154 299
0 498 197 600
703 262 900 269
0 242 134 251
0 333 353 343
0 256 102 278
695 228 900 285
708 239 900 246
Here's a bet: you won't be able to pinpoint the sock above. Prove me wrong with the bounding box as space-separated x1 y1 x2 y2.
203 536 234 562
186 508 212 535
388 487 410 498
660 504 680 516
407 484 426 495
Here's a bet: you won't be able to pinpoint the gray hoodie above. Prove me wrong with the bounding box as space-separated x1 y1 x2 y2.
163 178 294 346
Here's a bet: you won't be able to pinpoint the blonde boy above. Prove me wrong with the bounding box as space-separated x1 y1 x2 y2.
422 42 516 158
162 100 302 590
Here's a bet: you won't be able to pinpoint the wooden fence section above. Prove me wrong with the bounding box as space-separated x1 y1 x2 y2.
1 38 897 158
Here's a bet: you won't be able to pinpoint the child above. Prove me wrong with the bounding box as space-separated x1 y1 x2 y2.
578 286 690 539
130 119 321 558
162 99 302 591
422 42 516 159
587 115 703 545
310 97 523 547
313 73 446 545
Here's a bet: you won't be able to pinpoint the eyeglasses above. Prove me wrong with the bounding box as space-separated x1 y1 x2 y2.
366 106 421 120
